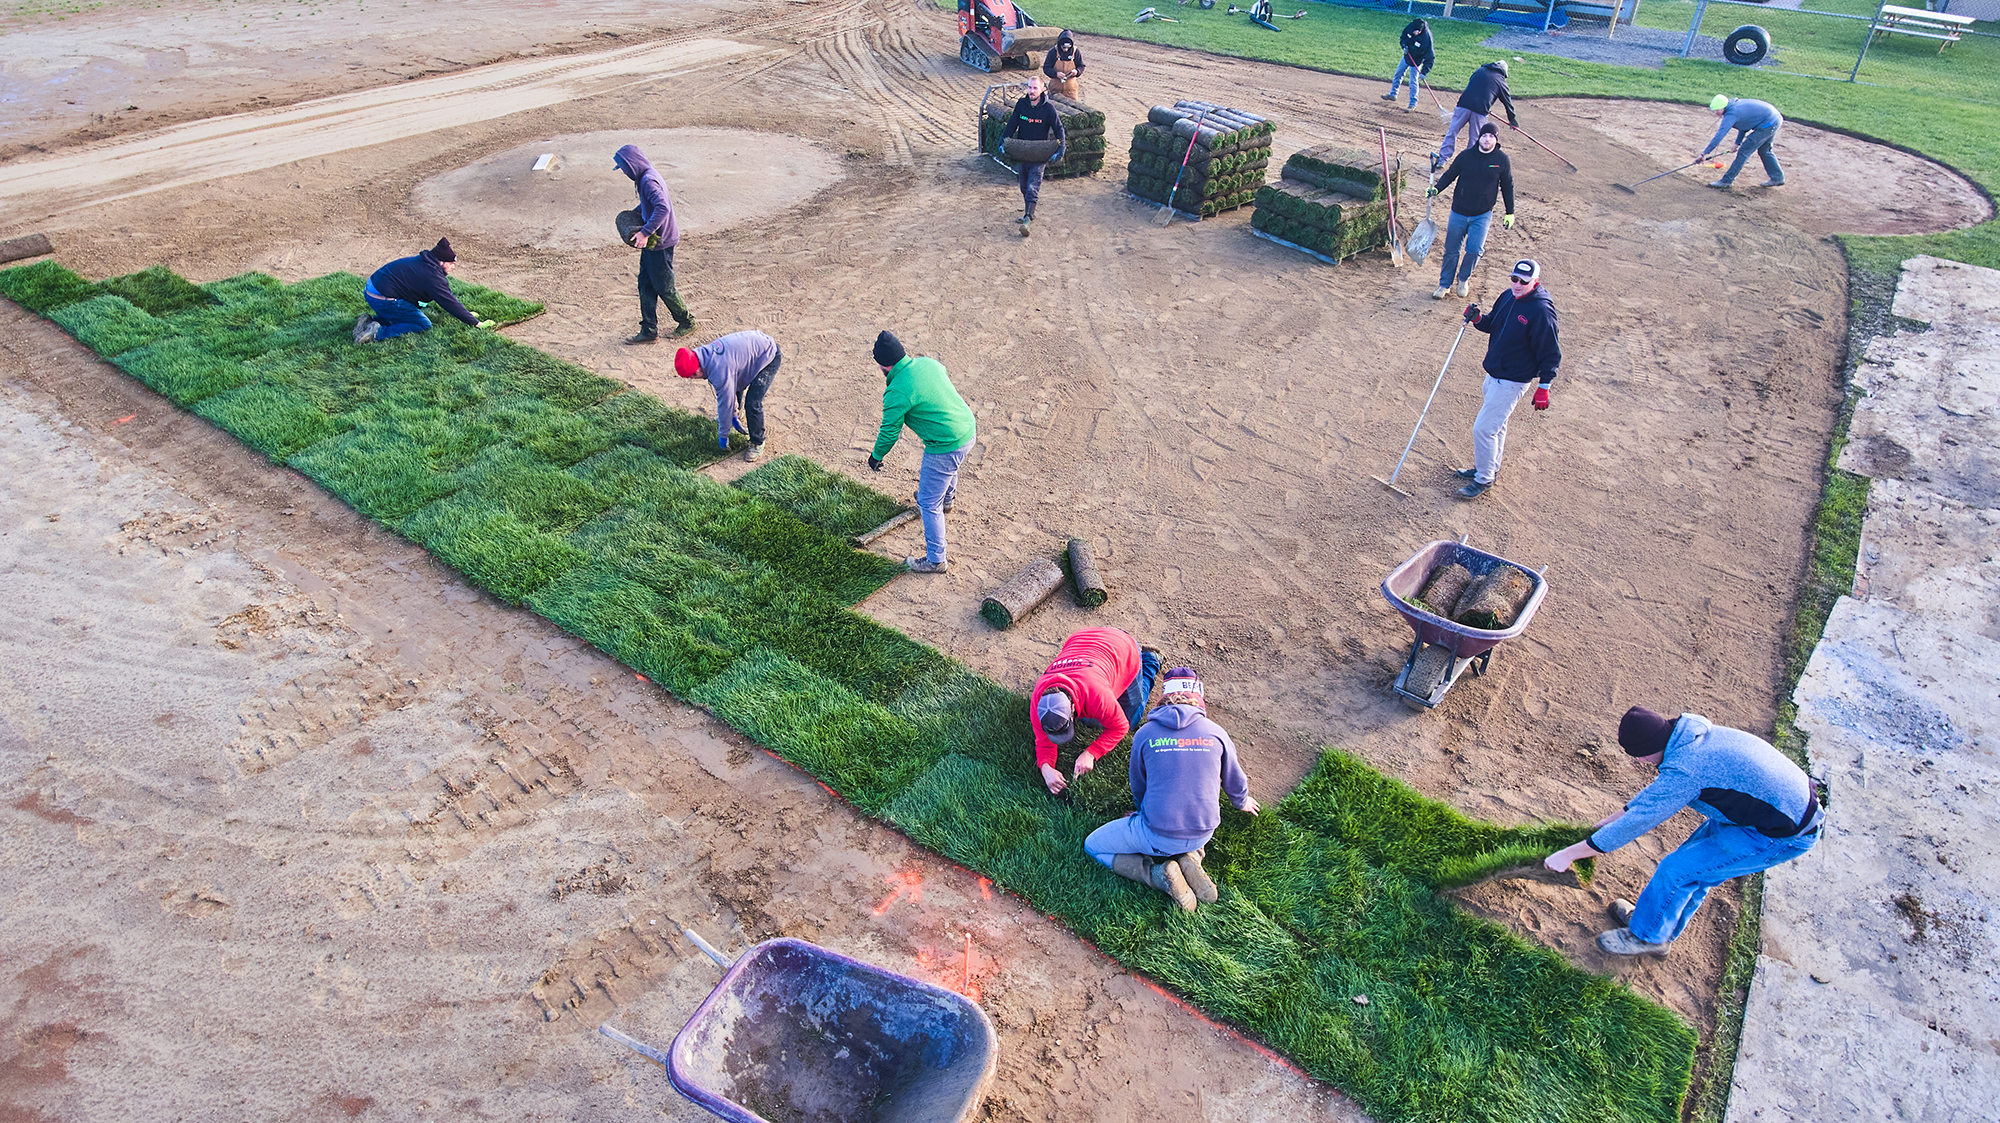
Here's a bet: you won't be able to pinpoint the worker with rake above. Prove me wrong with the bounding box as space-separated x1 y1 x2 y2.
1428 122 1515 301
1380 17 1434 112
1433 59 1517 171
1700 94 1786 190
1000 75 1066 237
352 237 493 344
676 330 781 462
1455 258 1559 500
1031 627 1165 795
1084 666 1260 911
614 143 697 343
868 331 975 574
1544 706 1824 956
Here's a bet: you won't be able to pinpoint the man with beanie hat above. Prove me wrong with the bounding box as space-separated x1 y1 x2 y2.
1428 122 1515 300
1454 257 1559 499
613 143 696 343
1434 59 1518 170
1030 627 1164 795
1382 17 1434 111
354 237 492 343
1085 665 1259 911
1699 94 1785 189
868 331 976 573
675 330 781 461
1544 706 1824 956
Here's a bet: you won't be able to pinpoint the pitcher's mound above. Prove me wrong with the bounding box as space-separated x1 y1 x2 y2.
413 128 844 250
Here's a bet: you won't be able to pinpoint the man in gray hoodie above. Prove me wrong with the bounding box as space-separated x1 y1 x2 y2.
1084 666 1260 911
676 330 781 461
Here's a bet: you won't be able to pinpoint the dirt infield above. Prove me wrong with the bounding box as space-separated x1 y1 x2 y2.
0 0 1966 1118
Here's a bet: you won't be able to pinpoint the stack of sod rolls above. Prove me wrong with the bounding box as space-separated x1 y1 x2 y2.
1125 102 1275 218
980 91 1107 179
1251 145 1408 263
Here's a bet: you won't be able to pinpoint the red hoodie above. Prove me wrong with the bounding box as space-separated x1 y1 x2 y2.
1030 627 1140 769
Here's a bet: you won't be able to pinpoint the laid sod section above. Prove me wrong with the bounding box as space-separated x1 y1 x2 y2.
4 260 1698 1121
732 453 911 540
98 265 218 316
0 258 101 314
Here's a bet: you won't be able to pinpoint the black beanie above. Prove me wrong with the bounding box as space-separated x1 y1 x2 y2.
1618 706 1676 757
431 237 456 262
1478 122 1499 138
873 330 906 368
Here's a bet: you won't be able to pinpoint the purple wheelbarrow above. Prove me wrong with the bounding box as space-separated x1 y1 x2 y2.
1380 538 1548 711
602 930 998 1123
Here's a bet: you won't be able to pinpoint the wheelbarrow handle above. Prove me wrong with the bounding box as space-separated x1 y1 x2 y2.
684 927 735 969
599 1024 671 1067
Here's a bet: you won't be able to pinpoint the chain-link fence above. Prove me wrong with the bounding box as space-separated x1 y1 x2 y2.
1381 0 2000 106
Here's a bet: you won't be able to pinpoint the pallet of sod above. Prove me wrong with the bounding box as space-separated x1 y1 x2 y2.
1125 101 1274 218
1250 145 1406 264
980 91 1107 179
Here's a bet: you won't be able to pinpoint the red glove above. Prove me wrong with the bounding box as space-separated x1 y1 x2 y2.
1532 386 1550 411
1463 304 1480 324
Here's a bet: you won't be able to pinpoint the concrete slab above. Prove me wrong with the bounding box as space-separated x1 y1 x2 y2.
1727 255 2000 1123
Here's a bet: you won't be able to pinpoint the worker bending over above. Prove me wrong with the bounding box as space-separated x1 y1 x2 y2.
1032 627 1163 795
676 330 781 462
353 237 491 343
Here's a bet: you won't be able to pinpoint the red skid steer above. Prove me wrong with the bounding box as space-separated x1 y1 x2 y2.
958 0 1064 72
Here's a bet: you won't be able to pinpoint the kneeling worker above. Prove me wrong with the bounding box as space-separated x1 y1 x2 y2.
1085 666 1260 911
676 330 781 462
1032 627 1163 795
354 237 492 343
1543 706 1824 956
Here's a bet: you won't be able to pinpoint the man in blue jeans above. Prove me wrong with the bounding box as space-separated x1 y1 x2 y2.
1544 706 1824 956
1428 123 1514 300
353 237 492 343
1381 18 1434 111
1700 94 1785 190
676 331 781 462
867 331 976 573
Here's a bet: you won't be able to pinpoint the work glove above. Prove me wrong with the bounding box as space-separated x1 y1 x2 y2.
476 319 496 329
867 456 884 472
1463 304 1481 324
1533 386 1550 411
1502 214 1515 229
1508 114 1520 128
1052 146 1066 163
1426 186 1440 198
732 417 748 434
718 436 730 451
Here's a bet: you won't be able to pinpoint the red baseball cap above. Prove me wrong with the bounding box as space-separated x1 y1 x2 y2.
674 347 701 378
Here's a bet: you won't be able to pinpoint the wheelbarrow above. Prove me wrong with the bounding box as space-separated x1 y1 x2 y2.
1380 538 1548 711
602 929 998 1123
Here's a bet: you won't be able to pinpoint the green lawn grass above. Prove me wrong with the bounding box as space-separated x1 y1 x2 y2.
4 258 1698 1121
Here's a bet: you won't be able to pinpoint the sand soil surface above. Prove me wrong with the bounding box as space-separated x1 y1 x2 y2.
0 0 1967 1119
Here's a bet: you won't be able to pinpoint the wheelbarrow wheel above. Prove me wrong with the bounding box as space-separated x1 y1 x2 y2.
1403 644 1454 709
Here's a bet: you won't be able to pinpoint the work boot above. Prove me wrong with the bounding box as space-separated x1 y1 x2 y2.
1456 479 1492 500
1596 927 1670 957
905 557 947 574
744 443 764 462
352 313 372 343
1758 179 1784 188
669 322 698 339
1453 467 1478 481
625 332 658 345
1110 854 1196 911
1381 91 1398 101
1707 180 1732 190
1175 849 1219 904
1454 280 1470 299
1610 898 1636 924
1020 215 1033 238
1432 285 1450 300
354 320 380 344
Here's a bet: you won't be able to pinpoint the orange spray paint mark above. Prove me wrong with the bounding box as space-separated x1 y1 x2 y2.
872 867 925 915
634 673 648 682
977 877 993 900
113 415 137 425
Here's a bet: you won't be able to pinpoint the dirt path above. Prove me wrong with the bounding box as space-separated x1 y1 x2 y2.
0 0 1951 1117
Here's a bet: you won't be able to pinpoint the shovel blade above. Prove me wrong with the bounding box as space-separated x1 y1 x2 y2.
1407 218 1436 263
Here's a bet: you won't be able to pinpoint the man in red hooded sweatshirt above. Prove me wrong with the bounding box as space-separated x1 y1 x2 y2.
1031 627 1162 795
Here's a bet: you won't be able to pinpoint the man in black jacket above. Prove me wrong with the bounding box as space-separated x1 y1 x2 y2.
1435 60 1518 170
1428 123 1515 300
353 237 491 343
1001 75 1066 237
1043 30 1085 99
1382 19 1434 112
1455 258 1558 499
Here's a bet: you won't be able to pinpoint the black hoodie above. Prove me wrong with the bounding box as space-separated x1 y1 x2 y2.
1474 283 1560 386
1042 30 1084 79
1399 20 1434 73
1457 63 1517 126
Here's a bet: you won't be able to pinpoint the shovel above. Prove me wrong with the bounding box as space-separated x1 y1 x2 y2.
1378 127 1405 268
1407 168 1438 264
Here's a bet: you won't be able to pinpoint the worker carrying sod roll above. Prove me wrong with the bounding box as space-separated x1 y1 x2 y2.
1031 627 1163 795
1543 707 1824 957
1083 665 1260 912
1001 75 1067 237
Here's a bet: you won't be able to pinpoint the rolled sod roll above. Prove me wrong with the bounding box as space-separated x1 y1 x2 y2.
981 557 1066 630
1002 137 1063 164
615 209 658 250
1416 562 1475 619
1454 565 1536 631
1066 538 1107 607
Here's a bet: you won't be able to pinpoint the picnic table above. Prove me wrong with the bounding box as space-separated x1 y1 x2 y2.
1872 4 1977 53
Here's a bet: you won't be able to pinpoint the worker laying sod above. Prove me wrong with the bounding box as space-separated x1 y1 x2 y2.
0 259 1699 1123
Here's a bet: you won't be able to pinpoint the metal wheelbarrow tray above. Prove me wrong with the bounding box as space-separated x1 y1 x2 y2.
667 937 998 1123
1381 539 1548 710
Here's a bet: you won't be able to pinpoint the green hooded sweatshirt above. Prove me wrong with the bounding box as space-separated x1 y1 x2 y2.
872 355 975 459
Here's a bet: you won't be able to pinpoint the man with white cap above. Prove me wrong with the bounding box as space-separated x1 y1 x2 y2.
1543 706 1823 956
1084 665 1260 911
1699 94 1785 190
1454 257 1559 500
1030 627 1163 795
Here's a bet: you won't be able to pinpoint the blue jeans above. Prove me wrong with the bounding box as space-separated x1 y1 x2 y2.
1018 160 1046 217
1118 649 1164 731
1388 57 1421 107
364 292 432 340
1716 125 1783 186
1085 811 1210 867
737 349 780 445
915 443 971 564
1437 209 1492 287
1630 817 1820 944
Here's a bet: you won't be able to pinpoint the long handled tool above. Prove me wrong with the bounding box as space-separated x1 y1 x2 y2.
1418 71 1450 122
1373 320 1470 496
1613 145 1736 194
1508 122 1577 172
1155 107 1212 226
1378 127 1405 267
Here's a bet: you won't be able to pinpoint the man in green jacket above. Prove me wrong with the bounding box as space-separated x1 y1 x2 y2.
868 331 976 574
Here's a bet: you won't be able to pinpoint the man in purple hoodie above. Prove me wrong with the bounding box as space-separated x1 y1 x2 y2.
613 144 695 344
1084 666 1260 911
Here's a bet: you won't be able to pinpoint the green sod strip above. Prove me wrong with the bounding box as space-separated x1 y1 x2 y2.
733 453 912 541
48 294 177 357
0 259 101 314
2 261 1698 1121
98 265 218 317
